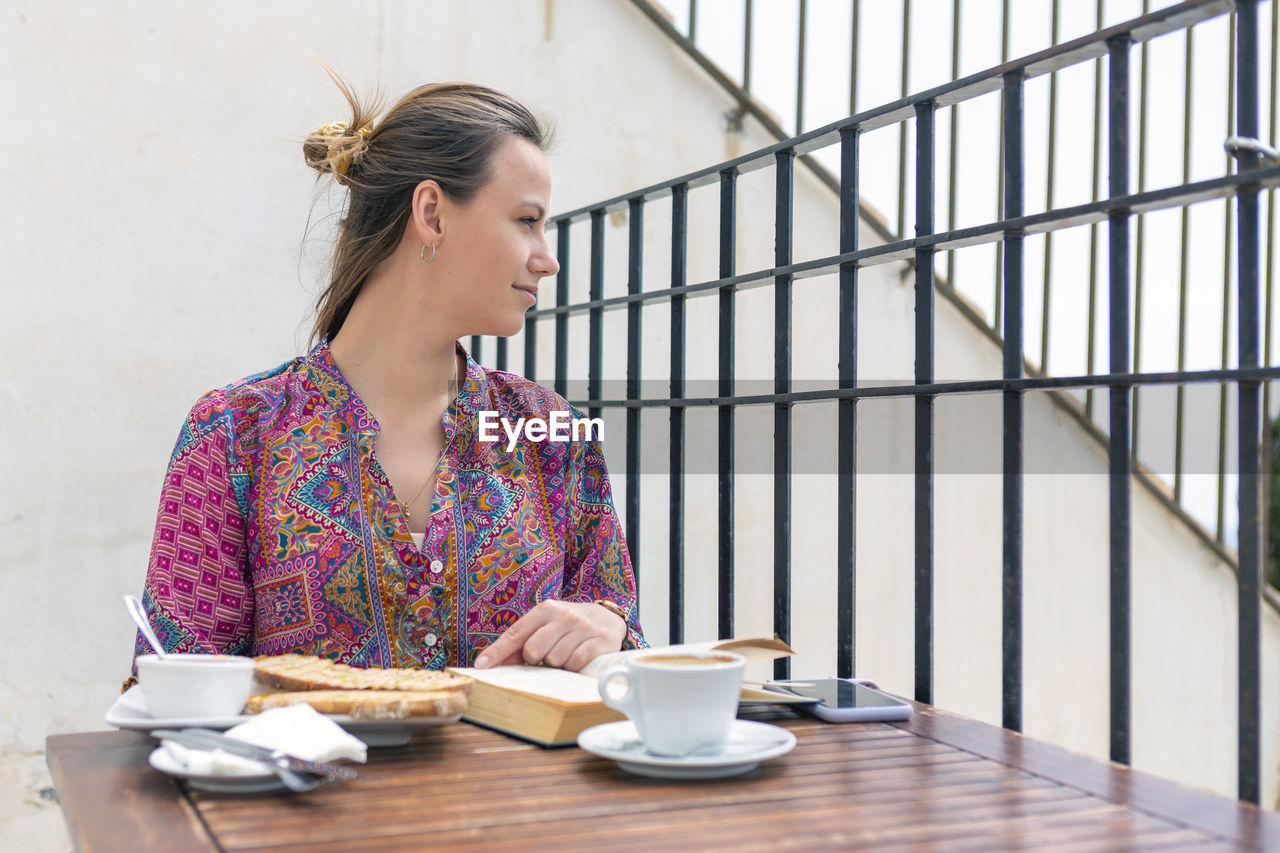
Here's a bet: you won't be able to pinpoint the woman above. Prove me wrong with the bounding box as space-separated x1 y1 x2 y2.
127 75 644 685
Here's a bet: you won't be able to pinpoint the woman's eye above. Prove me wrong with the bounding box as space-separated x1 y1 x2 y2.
521 217 538 227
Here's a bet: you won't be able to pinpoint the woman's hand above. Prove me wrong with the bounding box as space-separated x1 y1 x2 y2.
474 600 627 672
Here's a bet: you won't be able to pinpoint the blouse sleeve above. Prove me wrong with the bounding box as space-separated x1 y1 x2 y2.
560 432 646 650
123 396 254 690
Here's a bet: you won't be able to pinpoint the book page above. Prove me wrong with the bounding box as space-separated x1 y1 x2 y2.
451 637 796 703
451 665 601 704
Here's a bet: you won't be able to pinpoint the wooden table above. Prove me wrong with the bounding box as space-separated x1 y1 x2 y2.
48 703 1280 851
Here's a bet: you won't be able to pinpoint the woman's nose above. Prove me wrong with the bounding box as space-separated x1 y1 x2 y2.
531 241 559 278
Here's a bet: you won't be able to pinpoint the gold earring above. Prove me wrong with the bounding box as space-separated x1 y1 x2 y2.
420 243 436 265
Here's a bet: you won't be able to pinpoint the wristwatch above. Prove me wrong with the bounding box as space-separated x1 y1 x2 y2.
593 599 628 624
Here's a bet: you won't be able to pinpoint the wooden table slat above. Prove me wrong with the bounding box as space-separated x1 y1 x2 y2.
205 777 1092 850
250 797 1188 853
196 756 1066 845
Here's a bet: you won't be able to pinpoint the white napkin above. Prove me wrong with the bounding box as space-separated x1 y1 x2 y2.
160 704 367 776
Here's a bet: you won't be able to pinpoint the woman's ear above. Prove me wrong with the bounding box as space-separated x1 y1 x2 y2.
410 180 446 245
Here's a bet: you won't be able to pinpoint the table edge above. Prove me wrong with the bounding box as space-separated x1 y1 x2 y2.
892 701 1280 847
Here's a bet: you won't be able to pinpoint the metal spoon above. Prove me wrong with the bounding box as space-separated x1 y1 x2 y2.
124 594 167 658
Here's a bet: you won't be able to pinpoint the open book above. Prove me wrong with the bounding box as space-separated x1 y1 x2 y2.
448 637 801 746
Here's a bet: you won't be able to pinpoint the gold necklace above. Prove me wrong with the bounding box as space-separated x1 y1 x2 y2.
400 353 462 523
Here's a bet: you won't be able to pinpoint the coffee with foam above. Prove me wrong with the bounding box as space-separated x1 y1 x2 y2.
635 653 739 667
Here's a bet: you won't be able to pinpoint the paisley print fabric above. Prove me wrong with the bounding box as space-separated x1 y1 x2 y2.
126 342 644 684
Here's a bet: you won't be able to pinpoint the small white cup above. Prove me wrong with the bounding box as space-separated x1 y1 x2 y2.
135 654 255 718
598 650 746 756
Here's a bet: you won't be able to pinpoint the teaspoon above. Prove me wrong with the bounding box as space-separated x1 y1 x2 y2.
124 594 167 658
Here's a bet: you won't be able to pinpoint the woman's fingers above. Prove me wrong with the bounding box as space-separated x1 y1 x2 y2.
540 631 584 670
474 600 624 669
475 601 570 667
474 605 552 668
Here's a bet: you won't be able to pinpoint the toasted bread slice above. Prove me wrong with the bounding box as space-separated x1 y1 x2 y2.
244 689 468 720
253 655 473 694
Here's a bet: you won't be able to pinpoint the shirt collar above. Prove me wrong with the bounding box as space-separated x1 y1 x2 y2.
305 340 378 435
306 339 488 442
446 341 486 443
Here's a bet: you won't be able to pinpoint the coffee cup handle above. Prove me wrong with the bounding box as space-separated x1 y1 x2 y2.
598 665 638 716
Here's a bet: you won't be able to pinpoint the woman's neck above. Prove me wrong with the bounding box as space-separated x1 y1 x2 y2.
327 256 461 423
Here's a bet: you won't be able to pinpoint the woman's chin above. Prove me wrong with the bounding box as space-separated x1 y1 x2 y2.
471 316 528 339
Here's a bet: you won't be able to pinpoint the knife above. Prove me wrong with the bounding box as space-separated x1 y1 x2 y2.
152 728 363 781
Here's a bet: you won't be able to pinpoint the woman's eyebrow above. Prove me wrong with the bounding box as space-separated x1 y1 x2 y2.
521 201 547 219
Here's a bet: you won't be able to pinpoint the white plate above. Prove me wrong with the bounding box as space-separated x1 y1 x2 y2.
577 719 796 780
108 686 460 747
149 747 286 793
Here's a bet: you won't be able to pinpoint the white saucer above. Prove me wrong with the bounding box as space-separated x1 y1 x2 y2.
577 720 796 780
149 747 286 794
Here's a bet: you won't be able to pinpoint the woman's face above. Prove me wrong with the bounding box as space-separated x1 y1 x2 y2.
434 137 559 337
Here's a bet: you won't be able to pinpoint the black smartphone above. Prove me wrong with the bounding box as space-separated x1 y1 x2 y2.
764 678 913 722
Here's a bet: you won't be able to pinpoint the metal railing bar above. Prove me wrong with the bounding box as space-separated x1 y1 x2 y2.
687 0 697 43
849 0 860 116
995 0 1010 334
1002 69 1025 735
1041 0 1062 374
523 294 537 381
1107 33 1133 769
1175 27 1195 505
495 336 507 373
774 149 795 681
590 210 605 424
555 224 570 398
1235 0 1262 806
1086 0 1105 421
743 0 754 93
583 0 1233 230
625 198 643 586
670 184 688 644
1131 0 1152 467
838 127 859 679
946 0 960 305
567 366 1280 410
532 166 1280 322
1219 14 1239 542
796 0 807 133
717 168 737 642
914 99 936 706
1268 0 1279 357
897 0 912 239
469 335 482 364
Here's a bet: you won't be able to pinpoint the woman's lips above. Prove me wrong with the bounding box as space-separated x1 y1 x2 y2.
513 284 538 304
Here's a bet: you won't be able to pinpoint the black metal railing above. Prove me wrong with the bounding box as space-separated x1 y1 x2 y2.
626 0 1280 564
467 0 1278 803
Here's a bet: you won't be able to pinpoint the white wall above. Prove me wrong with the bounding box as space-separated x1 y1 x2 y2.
1 1 1275 848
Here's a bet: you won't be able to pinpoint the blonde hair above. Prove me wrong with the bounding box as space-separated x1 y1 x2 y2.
303 70 550 345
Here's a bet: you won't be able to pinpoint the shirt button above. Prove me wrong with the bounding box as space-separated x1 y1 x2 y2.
429 560 444 574
424 632 438 647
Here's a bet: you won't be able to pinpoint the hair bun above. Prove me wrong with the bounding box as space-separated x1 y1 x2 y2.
303 120 373 186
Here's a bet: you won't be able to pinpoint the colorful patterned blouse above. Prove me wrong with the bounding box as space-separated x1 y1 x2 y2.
128 342 644 683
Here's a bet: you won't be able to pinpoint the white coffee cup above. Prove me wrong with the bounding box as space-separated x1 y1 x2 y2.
135 653 255 718
598 650 746 756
